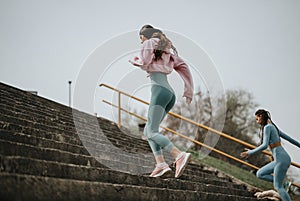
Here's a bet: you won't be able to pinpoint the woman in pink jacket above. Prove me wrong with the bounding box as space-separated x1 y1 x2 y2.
129 25 194 178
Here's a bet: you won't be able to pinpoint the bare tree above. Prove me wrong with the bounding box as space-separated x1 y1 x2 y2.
211 89 269 168
164 89 269 168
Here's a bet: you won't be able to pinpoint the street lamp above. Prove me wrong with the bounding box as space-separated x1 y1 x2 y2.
68 81 72 107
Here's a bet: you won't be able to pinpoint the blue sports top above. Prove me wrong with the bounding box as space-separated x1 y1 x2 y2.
248 124 300 155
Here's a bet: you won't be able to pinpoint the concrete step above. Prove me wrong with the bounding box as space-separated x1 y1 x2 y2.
0 108 77 138
0 85 75 122
0 82 265 200
0 173 260 201
0 138 154 173
0 130 232 184
0 109 152 154
0 139 104 168
0 155 255 198
0 129 88 155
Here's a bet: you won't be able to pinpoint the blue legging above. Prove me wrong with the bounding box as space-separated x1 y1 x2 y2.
256 146 291 201
144 84 176 156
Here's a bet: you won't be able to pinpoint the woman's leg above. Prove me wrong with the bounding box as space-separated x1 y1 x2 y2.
145 86 174 136
145 92 184 159
273 159 291 201
144 86 176 162
145 86 190 178
161 94 182 159
144 86 175 177
256 161 276 182
147 133 175 158
164 94 176 117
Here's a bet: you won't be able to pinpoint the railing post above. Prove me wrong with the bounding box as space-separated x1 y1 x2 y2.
118 91 121 128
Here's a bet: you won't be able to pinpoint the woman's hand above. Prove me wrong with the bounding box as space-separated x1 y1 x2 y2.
129 56 142 67
128 59 142 67
240 151 249 159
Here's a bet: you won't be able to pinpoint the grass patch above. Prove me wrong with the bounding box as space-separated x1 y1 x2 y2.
188 149 273 190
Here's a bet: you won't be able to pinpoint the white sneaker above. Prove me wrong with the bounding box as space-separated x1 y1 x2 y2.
149 164 172 177
174 152 191 178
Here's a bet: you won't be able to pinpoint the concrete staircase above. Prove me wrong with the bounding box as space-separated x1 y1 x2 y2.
0 82 263 201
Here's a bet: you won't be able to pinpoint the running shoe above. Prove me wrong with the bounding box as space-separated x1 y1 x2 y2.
284 181 292 192
174 152 191 178
149 164 172 177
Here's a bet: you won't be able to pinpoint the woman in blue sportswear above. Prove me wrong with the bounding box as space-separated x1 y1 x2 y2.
241 109 300 201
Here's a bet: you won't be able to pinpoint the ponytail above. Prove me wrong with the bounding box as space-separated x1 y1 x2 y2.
139 24 178 60
255 109 280 144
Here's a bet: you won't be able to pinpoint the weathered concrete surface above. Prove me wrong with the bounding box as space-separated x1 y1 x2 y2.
0 82 263 201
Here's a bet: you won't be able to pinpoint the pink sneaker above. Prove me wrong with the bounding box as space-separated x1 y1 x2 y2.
174 152 191 178
149 164 172 177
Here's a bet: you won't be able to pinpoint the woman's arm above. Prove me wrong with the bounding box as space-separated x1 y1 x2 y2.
247 125 271 156
279 130 300 148
129 39 155 69
173 56 194 101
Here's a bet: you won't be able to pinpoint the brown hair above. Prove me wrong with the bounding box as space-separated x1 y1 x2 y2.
139 24 178 60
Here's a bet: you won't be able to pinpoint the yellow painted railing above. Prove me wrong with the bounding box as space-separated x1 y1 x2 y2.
99 83 300 188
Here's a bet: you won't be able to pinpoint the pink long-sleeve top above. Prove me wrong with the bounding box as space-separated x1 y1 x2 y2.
131 38 194 99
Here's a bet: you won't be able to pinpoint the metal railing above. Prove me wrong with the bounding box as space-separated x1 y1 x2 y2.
99 83 300 188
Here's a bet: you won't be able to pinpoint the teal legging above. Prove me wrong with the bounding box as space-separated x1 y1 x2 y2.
256 146 291 201
144 81 176 156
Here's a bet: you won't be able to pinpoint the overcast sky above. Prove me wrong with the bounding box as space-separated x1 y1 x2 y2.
1 0 300 178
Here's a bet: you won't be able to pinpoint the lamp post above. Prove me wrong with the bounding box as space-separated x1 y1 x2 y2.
68 81 72 107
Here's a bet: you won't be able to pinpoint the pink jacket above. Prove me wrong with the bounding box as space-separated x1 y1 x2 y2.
131 38 194 99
